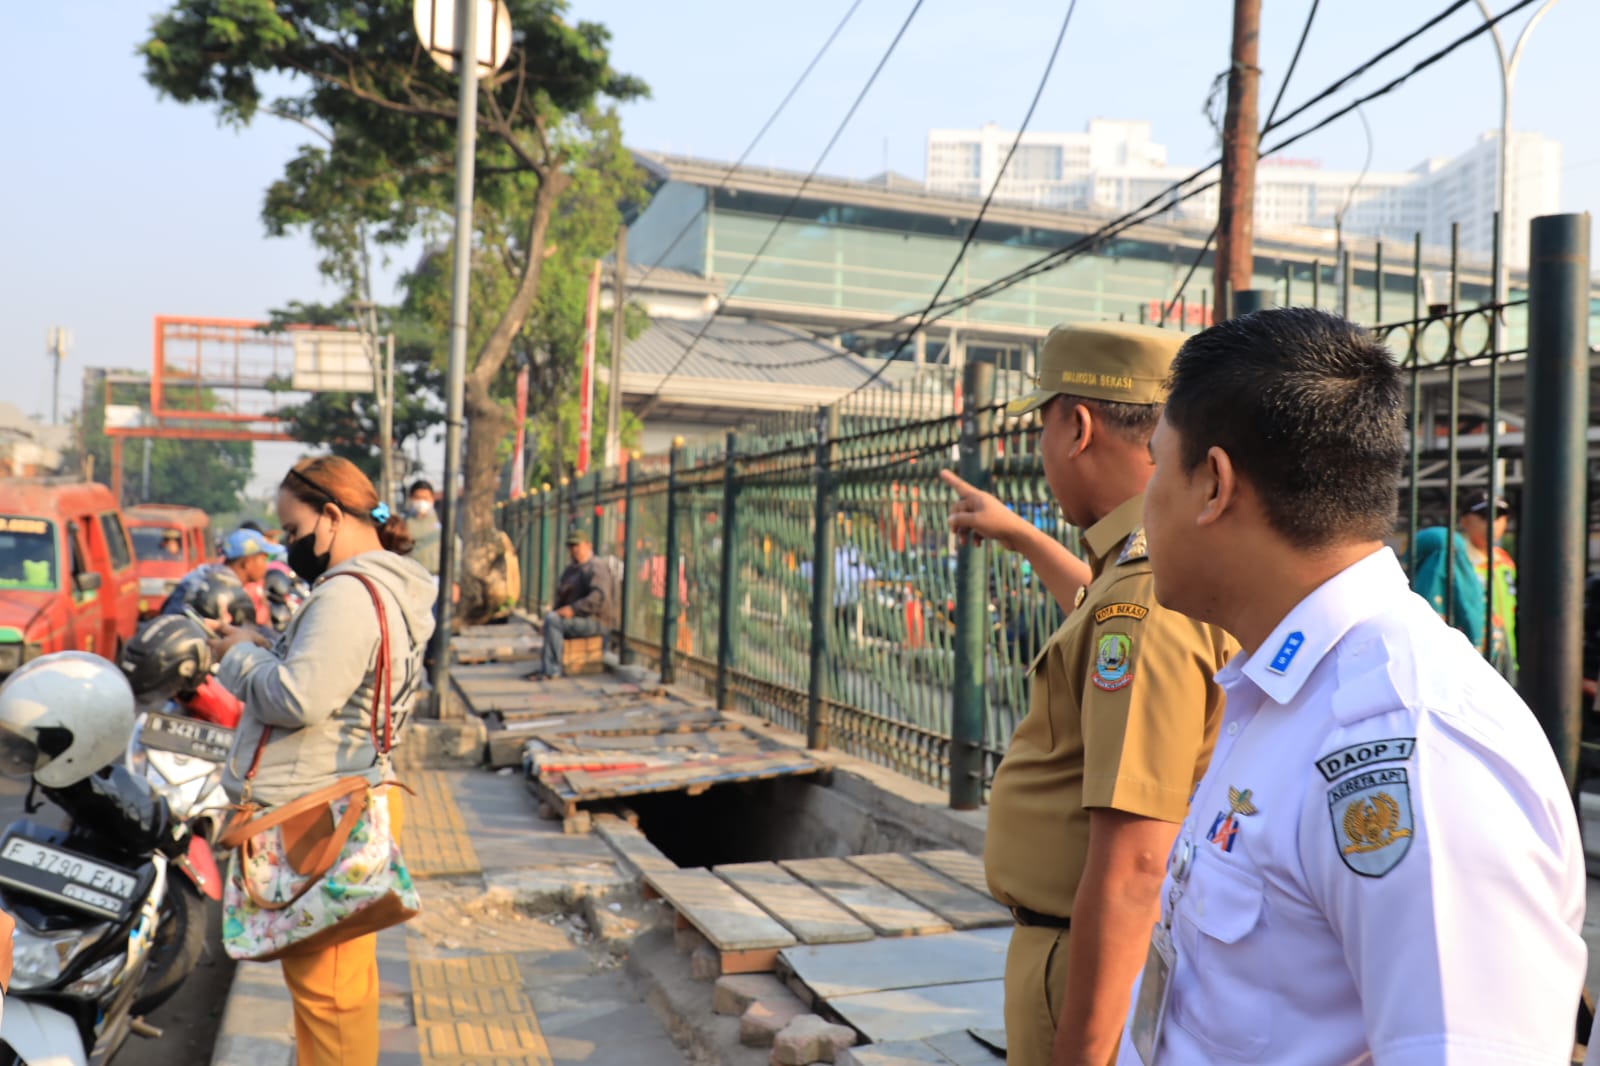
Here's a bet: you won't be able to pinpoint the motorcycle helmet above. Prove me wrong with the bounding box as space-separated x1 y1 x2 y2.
0 652 136 788
263 568 296 605
186 568 255 628
120 614 213 702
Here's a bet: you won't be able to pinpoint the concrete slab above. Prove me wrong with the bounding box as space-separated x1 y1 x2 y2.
716 862 874 945
846 853 1008 929
827 980 1006 1045
777 930 1010 1000
780 858 951 938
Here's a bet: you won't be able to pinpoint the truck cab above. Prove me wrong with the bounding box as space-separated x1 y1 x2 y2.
125 505 211 618
0 480 140 677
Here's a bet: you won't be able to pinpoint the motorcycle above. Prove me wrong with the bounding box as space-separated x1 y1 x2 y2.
0 652 223 1066
119 615 242 847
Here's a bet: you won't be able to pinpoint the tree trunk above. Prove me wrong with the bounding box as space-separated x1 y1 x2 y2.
454 167 568 626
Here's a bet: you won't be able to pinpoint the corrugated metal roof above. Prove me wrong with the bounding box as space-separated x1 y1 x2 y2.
625 318 892 391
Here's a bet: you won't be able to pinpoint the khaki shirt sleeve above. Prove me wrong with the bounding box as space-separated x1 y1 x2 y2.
1078 571 1216 822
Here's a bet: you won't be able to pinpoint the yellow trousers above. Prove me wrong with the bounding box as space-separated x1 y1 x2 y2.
278 792 405 1066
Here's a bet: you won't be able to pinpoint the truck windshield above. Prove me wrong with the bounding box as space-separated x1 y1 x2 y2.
131 526 186 562
0 517 57 590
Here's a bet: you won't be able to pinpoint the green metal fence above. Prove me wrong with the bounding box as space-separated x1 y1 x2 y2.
497 213 1594 802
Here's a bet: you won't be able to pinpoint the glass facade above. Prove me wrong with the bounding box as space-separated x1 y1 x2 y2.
630 178 1522 348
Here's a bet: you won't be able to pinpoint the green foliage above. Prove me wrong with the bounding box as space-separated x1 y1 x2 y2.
142 0 649 622
66 377 252 515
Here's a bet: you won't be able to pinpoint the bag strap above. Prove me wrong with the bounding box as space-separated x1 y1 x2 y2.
236 782 371 911
238 570 397 786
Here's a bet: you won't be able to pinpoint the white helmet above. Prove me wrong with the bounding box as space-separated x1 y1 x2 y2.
0 652 136 788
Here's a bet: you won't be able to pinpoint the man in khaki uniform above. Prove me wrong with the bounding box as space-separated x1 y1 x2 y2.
941 322 1236 1066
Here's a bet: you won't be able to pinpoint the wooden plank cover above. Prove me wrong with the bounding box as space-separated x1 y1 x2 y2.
911 850 992 899
847 853 1009 930
780 858 951 938
715 862 874 945
644 869 797 952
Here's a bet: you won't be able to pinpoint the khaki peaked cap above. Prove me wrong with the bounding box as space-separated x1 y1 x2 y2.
1006 322 1185 416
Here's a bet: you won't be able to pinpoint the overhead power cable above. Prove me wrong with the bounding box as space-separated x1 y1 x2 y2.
628 0 866 293
825 0 1081 396
636 0 927 415
829 0 1533 394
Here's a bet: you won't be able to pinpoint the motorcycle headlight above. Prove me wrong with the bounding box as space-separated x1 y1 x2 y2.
63 952 125 999
11 924 102 991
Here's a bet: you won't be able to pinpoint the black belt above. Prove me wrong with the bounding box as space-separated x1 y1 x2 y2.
1011 906 1071 930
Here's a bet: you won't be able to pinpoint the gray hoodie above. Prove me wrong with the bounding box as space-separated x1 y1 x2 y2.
217 551 437 807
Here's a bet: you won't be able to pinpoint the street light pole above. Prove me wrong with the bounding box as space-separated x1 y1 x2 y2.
1472 0 1561 305
430 0 481 709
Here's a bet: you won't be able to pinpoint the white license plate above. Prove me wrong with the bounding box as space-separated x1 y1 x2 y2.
0 839 139 907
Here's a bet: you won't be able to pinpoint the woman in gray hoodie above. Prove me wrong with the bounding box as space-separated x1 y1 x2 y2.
211 456 436 1066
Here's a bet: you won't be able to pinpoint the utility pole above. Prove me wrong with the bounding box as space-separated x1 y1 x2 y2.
604 225 627 470
46 327 71 425
430 0 482 709
1214 0 1261 319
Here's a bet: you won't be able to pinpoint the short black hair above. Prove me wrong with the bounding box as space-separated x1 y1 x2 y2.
1165 308 1405 548
408 479 435 497
1051 393 1162 444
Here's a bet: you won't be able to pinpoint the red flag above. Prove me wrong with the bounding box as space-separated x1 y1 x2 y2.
577 260 602 475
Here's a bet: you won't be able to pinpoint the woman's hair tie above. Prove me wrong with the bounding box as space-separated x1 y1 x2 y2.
371 502 392 524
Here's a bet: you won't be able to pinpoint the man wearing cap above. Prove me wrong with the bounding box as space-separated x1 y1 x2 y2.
941 322 1235 1066
530 529 618 680
1410 489 1517 683
159 528 272 623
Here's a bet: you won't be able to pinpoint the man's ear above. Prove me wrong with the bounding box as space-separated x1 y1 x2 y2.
1069 402 1094 458
1197 446 1238 528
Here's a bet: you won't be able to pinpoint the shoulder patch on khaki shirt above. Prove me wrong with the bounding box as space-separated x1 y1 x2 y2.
1094 602 1149 624
1117 527 1148 565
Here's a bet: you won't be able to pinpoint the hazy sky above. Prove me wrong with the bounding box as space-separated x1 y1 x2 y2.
3 1 1595 497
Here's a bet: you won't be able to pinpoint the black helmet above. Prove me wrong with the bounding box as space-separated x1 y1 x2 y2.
185 569 254 629
120 615 212 702
263 569 295 604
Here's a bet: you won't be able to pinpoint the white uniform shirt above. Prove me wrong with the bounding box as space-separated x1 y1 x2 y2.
1119 548 1585 1065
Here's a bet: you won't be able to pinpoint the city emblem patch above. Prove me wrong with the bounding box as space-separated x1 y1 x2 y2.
1092 633 1133 692
1327 768 1414 877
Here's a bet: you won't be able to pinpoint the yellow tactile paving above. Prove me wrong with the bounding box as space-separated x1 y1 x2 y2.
411 953 552 1066
401 771 484 878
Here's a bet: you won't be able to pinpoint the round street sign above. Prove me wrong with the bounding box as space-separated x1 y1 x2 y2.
413 0 513 77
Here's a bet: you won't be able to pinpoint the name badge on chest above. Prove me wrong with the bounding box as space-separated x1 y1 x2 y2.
1129 838 1193 1064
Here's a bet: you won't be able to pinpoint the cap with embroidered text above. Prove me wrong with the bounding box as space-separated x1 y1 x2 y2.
1006 322 1185 416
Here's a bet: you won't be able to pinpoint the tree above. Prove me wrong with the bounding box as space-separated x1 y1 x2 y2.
67 375 253 514
142 0 647 624
266 301 445 487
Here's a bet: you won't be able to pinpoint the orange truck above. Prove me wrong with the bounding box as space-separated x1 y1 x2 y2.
0 479 141 678
124 504 212 618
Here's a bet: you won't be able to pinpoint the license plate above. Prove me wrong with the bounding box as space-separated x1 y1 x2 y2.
0 836 141 920
142 711 234 762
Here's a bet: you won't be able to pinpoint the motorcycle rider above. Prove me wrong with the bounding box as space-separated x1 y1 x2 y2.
160 529 272 625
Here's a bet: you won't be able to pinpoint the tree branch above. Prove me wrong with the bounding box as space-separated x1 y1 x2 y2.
466 168 570 388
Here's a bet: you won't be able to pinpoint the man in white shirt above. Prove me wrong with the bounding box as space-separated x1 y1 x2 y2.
1121 307 1585 1065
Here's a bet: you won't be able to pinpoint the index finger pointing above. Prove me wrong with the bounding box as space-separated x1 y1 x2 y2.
939 469 977 497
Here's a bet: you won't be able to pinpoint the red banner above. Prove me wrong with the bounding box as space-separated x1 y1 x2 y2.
577 260 602 475
510 362 529 497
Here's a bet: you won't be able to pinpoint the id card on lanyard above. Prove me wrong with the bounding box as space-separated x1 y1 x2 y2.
1130 837 1194 1065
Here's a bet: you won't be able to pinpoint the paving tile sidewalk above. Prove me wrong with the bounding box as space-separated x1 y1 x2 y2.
211 753 687 1066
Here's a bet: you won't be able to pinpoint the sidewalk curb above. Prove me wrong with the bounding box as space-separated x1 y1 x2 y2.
627 929 770 1066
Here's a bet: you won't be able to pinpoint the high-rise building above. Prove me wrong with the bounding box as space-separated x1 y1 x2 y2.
925 123 1561 264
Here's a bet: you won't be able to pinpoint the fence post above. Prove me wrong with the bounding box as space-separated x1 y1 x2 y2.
660 438 686 684
590 470 603 547
619 454 636 664
715 430 741 709
536 484 552 612
951 362 996 809
1522 212 1591 792
807 407 840 750
1232 288 1272 317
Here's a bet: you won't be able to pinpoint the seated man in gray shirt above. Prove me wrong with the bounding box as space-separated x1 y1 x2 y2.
531 529 617 679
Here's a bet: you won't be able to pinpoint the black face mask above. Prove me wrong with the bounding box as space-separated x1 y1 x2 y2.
287 517 332 584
